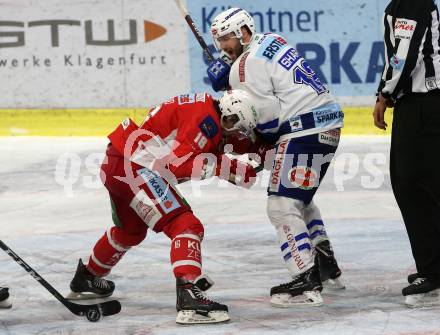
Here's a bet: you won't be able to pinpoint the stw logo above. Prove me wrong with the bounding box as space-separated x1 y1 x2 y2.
0 19 167 48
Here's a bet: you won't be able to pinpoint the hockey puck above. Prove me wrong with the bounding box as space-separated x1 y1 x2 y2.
86 308 101 322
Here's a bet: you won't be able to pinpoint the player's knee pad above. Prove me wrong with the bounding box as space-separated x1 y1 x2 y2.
166 212 204 279
267 196 315 276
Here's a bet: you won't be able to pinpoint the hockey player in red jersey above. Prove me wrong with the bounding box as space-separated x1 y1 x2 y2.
67 92 256 324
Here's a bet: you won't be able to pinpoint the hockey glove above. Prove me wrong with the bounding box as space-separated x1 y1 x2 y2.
224 132 274 168
217 155 256 189
207 58 230 92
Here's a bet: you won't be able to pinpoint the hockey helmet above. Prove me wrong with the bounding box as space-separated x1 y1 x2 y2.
218 90 258 138
211 8 255 50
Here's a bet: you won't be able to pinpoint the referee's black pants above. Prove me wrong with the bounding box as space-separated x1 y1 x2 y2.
390 91 440 285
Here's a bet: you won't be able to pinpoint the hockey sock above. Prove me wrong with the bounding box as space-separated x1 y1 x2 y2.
87 227 131 276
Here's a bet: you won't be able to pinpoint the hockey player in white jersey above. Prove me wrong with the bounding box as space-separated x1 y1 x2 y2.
208 8 345 307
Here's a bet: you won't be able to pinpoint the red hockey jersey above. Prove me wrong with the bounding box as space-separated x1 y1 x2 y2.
108 93 223 181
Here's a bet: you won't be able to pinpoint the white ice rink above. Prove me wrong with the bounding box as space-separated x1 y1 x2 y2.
1 136 439 335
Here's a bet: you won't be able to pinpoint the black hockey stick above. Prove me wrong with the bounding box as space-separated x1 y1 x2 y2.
174 0 215 62
0 240 121 322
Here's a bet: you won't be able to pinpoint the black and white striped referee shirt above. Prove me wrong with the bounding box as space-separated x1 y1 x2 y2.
378 0 440 100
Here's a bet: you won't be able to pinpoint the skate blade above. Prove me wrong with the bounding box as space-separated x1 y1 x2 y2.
271 290 323 308
176 310 230 324
322 277 346 291
66 290 112 301
0 299 12 309
405 289 440 308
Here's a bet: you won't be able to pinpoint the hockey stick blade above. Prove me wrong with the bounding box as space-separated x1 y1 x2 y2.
66 299 121 318
0 240 121 321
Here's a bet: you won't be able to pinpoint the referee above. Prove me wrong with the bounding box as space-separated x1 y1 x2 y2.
373 0 440 307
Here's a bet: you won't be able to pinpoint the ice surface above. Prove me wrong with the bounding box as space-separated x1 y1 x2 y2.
1 136 439 335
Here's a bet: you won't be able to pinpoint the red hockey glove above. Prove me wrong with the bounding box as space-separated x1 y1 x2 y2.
216 155 257 189
224 132 253 154
223 132 274 168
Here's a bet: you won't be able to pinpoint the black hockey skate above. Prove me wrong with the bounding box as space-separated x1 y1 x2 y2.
270 265 323 307
67 259 115 300
402 277 440 308
316 240 345 290
0 287 12 309
175 277 229 324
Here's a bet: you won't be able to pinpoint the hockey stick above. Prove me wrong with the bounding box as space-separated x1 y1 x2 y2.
0 240 121 322
174 0 215 62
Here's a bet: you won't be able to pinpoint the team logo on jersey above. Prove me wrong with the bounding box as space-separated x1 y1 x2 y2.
288 166 318 190
389 54 405 70
199 115 218 139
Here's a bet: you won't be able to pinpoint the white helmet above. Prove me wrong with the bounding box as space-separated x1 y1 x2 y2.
211 8 255 51
218 90 258 138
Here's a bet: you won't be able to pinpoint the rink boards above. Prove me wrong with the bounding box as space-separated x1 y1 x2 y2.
0 107 392 136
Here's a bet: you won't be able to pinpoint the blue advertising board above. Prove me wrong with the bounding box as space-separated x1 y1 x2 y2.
187 0 389 103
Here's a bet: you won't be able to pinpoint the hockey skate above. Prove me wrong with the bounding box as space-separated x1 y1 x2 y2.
67 259 115 300
316 240 345 290
402 277 440 308
0 287 12 309
270 266 324 307
176 276 229 324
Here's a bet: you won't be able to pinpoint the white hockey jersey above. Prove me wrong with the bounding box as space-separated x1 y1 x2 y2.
229 33 344 143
